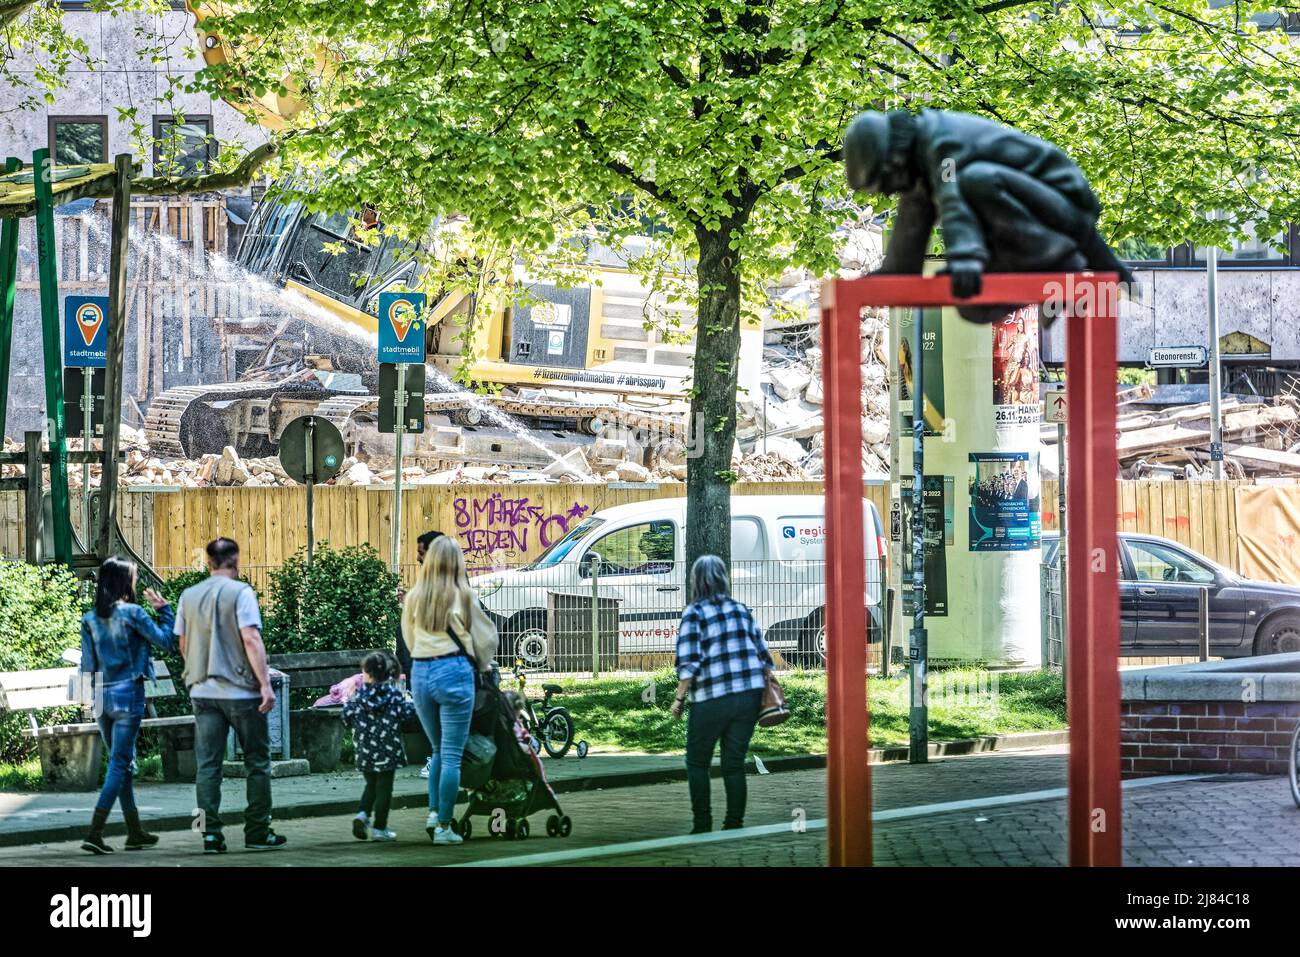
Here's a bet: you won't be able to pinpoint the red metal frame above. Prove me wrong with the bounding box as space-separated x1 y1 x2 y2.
819 272 1120 867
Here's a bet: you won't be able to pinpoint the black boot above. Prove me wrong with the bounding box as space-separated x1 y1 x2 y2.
81 808 113 855
124 810 159 850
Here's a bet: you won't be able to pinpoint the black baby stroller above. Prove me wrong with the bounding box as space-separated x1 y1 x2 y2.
453 676 573 841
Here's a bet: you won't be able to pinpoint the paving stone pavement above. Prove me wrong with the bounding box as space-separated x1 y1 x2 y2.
3 745 1296 866
0 751 689 843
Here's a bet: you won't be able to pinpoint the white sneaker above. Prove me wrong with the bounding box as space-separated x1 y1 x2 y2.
433 825 463 846
352 813 370 841
419 758 432 779
371 829 397 842
425 810 439 829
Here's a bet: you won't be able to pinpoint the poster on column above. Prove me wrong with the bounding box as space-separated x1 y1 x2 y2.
898 307 946 436
968 452 1041 551
900 474 952 616
991 305 1041 429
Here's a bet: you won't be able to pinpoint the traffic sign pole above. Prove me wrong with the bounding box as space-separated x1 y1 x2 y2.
391 363 407 575
1207 248 1224 479
908 306 927 766
1057 416 1067 682
1043 382 1068 673
277 415 344 565
305 417 315 566
81 366 92 544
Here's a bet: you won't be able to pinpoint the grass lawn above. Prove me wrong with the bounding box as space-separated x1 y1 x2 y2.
0 754 164 792
541 668 1067 756
0 671 1067 785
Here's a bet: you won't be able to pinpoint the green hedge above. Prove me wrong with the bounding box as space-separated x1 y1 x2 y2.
262 544 400 655
0 563 84 762
1 547 399 770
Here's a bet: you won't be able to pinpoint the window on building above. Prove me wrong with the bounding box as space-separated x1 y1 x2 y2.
1113 235 1169 264
1194 222 1289 263
49 116 107 165
152 115 216 176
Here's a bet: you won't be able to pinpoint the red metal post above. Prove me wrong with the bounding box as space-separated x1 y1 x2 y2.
1066 280 1122 866
820 272 1121 868
820 278 871 867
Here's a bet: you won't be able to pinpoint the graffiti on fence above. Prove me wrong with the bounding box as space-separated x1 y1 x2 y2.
453 494 590 566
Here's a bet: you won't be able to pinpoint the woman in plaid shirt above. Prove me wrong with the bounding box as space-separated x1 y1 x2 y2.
672 555 774 833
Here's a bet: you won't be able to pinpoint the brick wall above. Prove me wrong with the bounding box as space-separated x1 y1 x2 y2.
1122 701 1300 777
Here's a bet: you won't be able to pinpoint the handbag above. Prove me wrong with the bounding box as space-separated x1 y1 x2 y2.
745 615 789 728
757 672 791 727
459 732 497 789
447 624 500 734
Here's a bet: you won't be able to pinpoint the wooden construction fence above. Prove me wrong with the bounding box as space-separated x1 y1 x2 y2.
0 478 1269 582
1040 479 1248 570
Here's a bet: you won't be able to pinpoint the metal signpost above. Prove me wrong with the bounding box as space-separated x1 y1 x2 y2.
908 307 927 765
278 415 345 566
1044 382 1067 678
377 291 426 574
1149 342 1219 474
64 295 109 544
1207 247 1224 479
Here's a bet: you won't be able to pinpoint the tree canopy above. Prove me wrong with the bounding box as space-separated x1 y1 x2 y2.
10 0 1300 564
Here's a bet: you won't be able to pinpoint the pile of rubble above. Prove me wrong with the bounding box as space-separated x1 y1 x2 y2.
0 430 703 489
739 292 891 480
1041 384 1300 480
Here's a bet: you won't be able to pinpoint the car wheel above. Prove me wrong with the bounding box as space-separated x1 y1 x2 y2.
1258 613 1300 655
797 612 826 668
511 613 548 668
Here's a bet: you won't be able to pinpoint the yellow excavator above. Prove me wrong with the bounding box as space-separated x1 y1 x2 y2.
144 3 761 467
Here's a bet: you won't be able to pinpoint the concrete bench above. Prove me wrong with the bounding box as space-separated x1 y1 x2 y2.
0 660 195 791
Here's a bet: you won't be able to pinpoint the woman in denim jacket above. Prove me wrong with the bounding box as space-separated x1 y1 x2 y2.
79 557 175 855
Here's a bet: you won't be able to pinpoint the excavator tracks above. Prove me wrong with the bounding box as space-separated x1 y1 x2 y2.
144 376 686 460
144 382 283 458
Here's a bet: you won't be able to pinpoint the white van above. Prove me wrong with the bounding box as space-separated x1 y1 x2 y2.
473 495 887 668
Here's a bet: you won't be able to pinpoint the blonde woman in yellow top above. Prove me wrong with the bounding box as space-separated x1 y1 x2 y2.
402 536 495 846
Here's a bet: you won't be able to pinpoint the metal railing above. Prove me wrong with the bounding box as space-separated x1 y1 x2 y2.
151 558 886 679
1041 560 1064 673
473 558 885 676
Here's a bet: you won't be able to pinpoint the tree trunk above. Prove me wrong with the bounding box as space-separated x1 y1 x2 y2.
686 221 743 582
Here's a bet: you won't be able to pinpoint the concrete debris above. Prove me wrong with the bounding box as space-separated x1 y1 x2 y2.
735 452 809 481
335 461 373 486
747 292 891 480
614 460 651 483
769 366 812 402
542 447 592 481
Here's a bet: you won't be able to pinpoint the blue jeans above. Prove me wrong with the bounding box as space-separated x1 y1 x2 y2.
95 679 145 814
411 656 475 824
193 697 273 840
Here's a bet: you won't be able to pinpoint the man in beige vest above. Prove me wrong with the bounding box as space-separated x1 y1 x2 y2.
176 538 286 854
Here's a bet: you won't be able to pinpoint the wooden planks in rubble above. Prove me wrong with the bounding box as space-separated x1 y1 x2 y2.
1116 404 1298 459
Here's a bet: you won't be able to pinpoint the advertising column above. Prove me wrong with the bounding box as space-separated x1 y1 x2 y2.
891 302 1043 665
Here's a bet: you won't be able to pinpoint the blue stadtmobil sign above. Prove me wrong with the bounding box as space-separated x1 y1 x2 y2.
64 295 109 367
377 291 426 364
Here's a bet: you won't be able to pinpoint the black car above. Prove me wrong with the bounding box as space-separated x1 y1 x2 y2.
1042 531 1300 657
